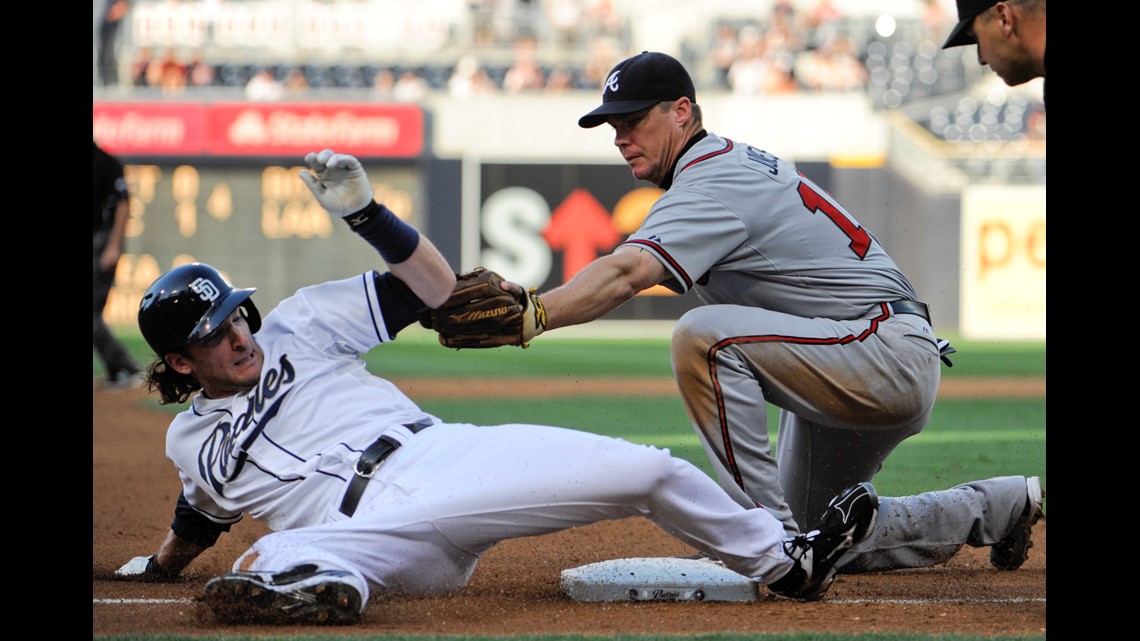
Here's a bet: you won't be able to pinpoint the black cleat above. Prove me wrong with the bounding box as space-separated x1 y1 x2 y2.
767 482 879 601
990 476 1044 571
202 564 364 625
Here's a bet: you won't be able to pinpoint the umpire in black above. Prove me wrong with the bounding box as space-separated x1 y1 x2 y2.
93 140 142 387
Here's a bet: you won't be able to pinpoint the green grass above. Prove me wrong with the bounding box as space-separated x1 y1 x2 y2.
95 327 1045 641
416 394 1046 497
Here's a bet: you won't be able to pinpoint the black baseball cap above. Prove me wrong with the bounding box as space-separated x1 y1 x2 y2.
942 0 999 49
578 51 696 129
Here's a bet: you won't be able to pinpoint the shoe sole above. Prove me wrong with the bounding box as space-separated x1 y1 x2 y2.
203 574 362 625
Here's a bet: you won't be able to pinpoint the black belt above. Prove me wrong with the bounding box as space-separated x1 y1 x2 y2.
888 299 930 324
339 420 432 517
888 300 957 368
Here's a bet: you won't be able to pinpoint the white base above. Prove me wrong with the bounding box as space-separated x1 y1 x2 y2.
560 557 760 602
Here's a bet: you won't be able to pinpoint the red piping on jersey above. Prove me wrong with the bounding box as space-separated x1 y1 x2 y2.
620 139 735 291
681 138 734 173
705 302 892 506
622 238 693 289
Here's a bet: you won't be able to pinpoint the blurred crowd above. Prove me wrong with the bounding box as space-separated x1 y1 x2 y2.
97 0 956 99
95 0 1043 141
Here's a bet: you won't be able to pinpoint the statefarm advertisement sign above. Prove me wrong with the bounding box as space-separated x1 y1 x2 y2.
92 102 425 158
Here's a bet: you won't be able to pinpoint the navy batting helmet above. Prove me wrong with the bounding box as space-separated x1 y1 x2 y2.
138 263 262 356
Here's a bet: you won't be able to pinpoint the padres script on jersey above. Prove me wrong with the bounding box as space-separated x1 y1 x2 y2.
165 272 438 532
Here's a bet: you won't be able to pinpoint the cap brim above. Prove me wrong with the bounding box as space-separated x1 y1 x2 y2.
578 99 661 128
941 19 976 49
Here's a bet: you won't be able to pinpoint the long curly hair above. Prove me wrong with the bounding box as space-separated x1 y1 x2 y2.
143 355 201 405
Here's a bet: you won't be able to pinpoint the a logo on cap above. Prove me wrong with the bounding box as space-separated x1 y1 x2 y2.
190 277 221 302
604 70 621 94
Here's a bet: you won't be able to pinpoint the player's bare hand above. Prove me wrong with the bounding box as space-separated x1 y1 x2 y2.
299 149 374 217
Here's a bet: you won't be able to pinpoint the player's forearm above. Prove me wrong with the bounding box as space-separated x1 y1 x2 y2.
154 529 208 575
543 254 648 330
387 235 455 309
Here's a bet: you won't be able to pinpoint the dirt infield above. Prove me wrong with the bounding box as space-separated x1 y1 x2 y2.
92 378 1046 638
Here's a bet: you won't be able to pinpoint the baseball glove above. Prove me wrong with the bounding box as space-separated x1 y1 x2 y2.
429 268 545 349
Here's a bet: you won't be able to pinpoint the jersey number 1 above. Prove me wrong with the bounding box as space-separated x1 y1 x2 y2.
796 181 871 259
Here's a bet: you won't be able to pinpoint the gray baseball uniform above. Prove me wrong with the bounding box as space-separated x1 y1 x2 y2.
622 132 1032 572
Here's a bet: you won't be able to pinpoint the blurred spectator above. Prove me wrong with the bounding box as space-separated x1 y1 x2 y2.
767 3 804 53
728 27 796 96
246 68 284 102
763 29 800 94
728 27 767 96
582 0 622 38
503 36 546 93
131 47 153 88
795 35 868 92
805 0 844 28
185 51 215 88
708 23 740 91
771 0 797 26
448 55 499 98
544 67 575 93
803 0 845 50
581 34 622 89
283 67 311 97
393 70 430 102
373 69 396 101
153 49 187 96
97 0 130 86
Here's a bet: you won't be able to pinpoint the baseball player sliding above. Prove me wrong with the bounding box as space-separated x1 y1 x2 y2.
431 52 1043 575
113 149 880 625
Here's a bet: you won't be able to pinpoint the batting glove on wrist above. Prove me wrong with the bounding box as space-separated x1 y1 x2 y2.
498 279 547 346
520 288 547 346
114 555 176 582
299 149 374 217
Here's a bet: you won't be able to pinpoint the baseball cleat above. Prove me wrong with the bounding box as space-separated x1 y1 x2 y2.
990 475 1044 571
766 482 879 601
202 564 364 625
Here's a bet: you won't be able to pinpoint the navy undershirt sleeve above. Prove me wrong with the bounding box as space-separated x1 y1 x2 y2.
170 491 233 548
375 271 428 336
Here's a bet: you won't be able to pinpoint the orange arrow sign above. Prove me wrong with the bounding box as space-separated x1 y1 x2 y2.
543 188 622 282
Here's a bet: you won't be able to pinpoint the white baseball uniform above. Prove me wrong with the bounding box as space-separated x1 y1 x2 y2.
622 131 1033 572
165 270 796 602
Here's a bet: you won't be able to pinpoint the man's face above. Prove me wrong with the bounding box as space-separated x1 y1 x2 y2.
606 99 688 187
168 308 263 398
968 5 1036 87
